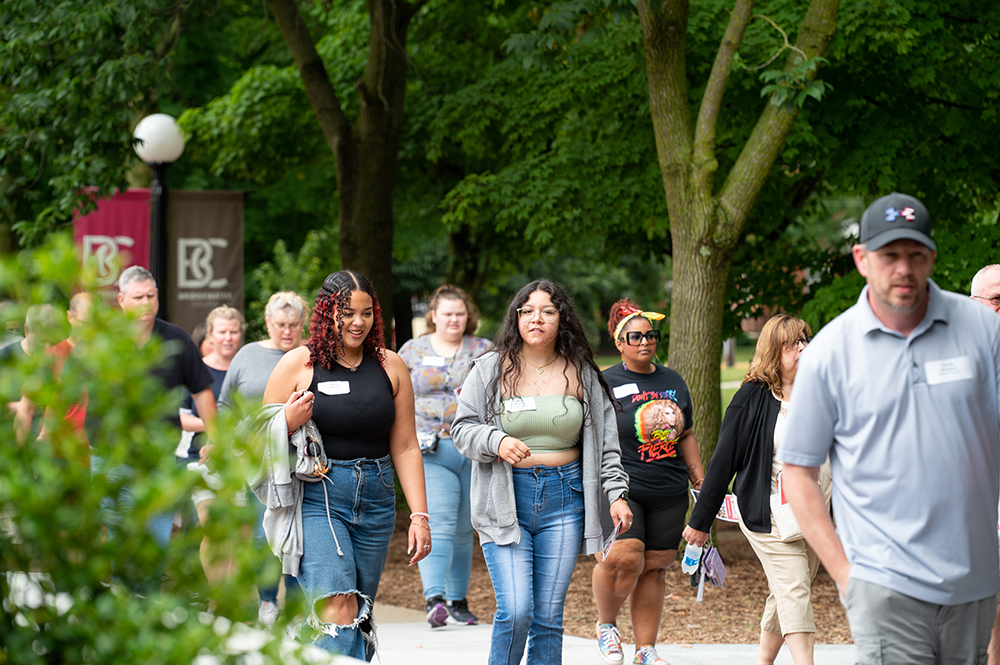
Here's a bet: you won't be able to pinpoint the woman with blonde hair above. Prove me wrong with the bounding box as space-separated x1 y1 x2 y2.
683 314 830 665
217 291 310 627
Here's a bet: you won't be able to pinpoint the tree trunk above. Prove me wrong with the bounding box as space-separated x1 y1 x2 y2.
640 0 841 460
268 0 420 342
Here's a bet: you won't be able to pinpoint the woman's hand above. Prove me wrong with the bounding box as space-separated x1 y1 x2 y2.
284 389 314 432
609 496 633 534
498 436 531 465
407 521 432 566
682 525 710 547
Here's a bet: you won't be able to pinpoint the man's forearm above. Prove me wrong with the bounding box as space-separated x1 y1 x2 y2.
782 463 850 590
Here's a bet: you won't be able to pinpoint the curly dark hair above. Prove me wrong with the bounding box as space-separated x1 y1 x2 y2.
484 279 616 422
306 270 386 370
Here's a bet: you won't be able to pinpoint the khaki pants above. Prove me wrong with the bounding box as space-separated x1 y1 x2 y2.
739 515 821 635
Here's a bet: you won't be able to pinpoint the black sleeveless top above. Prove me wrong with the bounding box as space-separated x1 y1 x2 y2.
308 353 395 460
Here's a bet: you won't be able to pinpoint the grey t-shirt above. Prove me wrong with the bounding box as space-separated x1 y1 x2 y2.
217 342 287 413
779 280 1000 605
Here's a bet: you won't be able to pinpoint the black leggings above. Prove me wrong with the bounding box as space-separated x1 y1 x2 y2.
600 491 688 551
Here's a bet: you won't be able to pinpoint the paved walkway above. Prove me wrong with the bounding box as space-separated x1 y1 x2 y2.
374 606 856 664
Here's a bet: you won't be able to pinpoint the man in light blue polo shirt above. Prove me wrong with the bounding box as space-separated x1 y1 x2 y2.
780 192 1000 664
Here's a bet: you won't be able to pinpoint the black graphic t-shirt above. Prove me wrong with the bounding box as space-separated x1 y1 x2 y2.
603 362 694 497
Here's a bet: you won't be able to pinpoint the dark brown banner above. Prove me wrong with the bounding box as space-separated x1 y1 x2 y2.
166 191 244 335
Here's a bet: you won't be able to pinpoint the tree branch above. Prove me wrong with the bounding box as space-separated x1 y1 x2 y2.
717 0 841 239
693 0 754 181
267 0 351 153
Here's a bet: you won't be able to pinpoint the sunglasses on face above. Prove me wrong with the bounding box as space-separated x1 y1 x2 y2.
621 330 661 346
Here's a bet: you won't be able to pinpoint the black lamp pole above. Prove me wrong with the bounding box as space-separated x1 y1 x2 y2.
148 162 169 320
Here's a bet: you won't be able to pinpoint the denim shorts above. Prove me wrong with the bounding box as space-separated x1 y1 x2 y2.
298 455 396 659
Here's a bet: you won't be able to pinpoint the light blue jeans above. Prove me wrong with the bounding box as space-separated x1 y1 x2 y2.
298 455 396 661
481 459 584 665
417 437 474 601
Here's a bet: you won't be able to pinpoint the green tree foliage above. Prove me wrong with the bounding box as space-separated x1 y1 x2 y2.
0 1 182 248
0 235 318 663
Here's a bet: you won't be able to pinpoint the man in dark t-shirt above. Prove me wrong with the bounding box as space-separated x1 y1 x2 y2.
110 266 215 548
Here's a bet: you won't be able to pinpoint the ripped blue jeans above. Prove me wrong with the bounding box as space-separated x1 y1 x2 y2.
298 455 396 661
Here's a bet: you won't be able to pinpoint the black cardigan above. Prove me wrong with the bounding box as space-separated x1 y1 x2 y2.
689 381 780 534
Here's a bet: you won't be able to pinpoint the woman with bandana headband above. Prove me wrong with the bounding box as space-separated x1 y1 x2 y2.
593 299 705 665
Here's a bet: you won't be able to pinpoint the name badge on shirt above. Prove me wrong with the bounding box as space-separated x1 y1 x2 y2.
317 381 350 395
505 397 537 412
422 356 446 367
613 383 639 399
924 356 973 385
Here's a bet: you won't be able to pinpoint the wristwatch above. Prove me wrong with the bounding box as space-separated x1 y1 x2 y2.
614 491 629 504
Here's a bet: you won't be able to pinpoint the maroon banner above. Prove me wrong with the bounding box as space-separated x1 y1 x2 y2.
73 189 151 306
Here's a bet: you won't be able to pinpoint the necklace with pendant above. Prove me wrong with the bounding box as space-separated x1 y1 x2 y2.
341 349 363 372
524 355 559 375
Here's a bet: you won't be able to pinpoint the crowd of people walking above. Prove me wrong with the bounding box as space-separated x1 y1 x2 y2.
5 190 1000 665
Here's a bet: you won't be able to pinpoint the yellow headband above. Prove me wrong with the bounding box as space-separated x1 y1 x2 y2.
614 310 665 341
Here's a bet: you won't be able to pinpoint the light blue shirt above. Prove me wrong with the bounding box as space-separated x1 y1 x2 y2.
779 279 1000 605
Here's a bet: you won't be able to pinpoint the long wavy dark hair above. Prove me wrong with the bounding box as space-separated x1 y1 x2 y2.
484 279 616 422
306 270 386 370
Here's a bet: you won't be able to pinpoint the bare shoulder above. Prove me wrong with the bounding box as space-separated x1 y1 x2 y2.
384 349 408 377
276 346 310 372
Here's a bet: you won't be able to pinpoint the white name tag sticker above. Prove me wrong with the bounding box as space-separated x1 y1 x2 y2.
422 356 446 367
317 381 350 395
613 383 639 399
925 356 973 385
505 397 537 412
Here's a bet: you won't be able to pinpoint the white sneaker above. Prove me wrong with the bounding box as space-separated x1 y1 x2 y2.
257 600 279 629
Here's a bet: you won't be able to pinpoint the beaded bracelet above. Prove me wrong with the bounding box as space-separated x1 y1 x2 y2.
410 512 431 531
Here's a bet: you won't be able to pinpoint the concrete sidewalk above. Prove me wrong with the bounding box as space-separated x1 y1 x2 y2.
374 606 856 664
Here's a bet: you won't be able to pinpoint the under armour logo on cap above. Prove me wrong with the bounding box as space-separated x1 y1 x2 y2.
860 192 934 251
885 207 916 222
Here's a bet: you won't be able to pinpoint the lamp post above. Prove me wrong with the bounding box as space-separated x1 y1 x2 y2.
133 113 185 316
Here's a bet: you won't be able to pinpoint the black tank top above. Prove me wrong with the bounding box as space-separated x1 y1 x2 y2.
308 353 395 460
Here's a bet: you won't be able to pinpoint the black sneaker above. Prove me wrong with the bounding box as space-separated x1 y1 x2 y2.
446 598 478 626
426 595 448 628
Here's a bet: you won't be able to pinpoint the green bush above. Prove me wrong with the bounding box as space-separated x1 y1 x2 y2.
0 233 323 664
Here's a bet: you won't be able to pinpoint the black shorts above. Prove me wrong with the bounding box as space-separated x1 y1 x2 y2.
600 490 688 552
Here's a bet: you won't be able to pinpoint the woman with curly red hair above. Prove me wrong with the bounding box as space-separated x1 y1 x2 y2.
592 298 705 665
263 270 431 660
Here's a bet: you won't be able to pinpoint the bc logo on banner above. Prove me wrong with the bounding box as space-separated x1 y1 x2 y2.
82 235 136 287
178 237 229 289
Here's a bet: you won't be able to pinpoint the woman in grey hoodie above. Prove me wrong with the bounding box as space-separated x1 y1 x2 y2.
452 279 631 665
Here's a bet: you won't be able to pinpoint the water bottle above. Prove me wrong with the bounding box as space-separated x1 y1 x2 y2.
681 543 702 574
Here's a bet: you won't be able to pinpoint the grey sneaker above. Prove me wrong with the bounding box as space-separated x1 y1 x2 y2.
257 600 279 629
425 595 448 628
445 598 478 625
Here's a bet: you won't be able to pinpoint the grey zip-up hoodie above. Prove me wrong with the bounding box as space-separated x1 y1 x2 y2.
451 352 629 555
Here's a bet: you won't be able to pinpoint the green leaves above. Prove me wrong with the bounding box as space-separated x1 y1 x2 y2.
759 56 832 113
0 234 313 663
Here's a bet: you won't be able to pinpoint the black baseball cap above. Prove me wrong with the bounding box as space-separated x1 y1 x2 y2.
859 192 935 251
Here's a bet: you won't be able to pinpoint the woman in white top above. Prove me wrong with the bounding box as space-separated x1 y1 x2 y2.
684 314 831 665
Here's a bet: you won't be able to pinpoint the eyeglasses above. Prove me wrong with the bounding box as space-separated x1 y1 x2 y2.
516 307 559 321
271 321 303 332
785 336 810 349
622 330 661 346
972 295 1000 307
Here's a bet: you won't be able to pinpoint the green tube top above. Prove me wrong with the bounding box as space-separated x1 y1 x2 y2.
499 395 583 453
